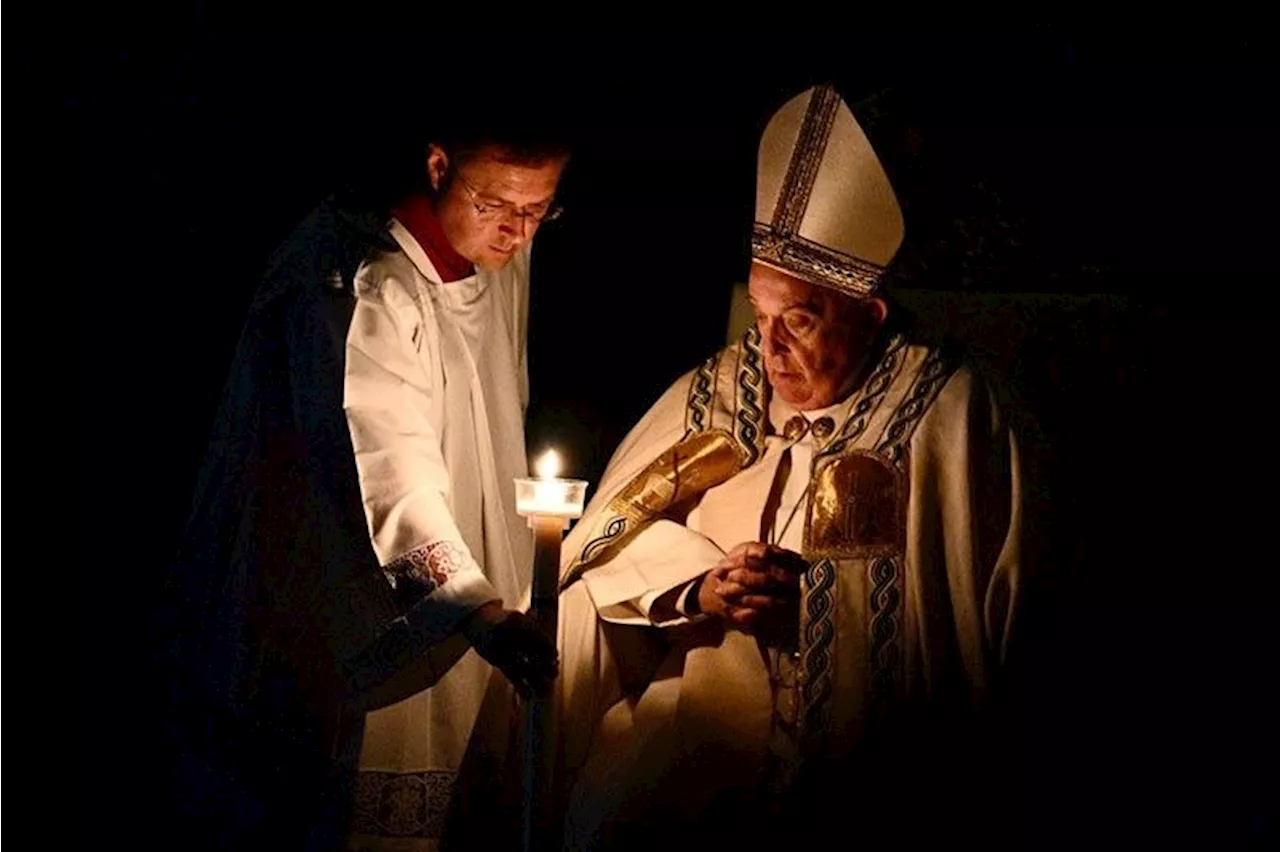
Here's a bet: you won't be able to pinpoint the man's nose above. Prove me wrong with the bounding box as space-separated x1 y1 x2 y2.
760 322 787 358
499 212 531 242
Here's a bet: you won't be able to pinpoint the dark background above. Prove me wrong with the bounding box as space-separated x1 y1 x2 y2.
15 23 1275 847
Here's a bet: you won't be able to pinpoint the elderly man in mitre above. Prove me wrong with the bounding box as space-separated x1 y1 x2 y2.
450 83 1030 850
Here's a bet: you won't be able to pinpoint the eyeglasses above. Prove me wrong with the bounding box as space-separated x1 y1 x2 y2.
453 169 564 225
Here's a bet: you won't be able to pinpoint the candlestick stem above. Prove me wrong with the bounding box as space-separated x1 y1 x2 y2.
522 513 565 852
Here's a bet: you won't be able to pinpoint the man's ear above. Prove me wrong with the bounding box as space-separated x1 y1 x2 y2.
865 296 889 330
426 144 449 192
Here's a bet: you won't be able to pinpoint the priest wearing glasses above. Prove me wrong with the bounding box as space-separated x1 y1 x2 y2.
163 103 569 851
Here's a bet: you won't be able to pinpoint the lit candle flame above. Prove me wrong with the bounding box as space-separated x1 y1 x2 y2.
535 449 561 481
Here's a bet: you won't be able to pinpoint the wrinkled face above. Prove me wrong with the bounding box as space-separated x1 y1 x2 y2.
748 262 886 410
429 143 568 271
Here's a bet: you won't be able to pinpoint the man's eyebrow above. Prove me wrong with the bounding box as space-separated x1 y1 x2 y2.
479 192 555 211
477 180 556 204
746 296 823 312
781 299 823 313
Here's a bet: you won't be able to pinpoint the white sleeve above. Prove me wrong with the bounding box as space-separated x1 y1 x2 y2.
344 275 498 635
582 519 724 626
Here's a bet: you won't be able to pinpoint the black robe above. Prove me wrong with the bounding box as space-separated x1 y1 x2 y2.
158 197 454 850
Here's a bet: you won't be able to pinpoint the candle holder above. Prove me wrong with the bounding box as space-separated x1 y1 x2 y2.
513 476 588 527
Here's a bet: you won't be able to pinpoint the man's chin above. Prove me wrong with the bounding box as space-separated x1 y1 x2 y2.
770 378 843 411
474 249 516 271
768 375 810 406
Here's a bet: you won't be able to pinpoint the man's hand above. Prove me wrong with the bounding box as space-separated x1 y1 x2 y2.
462 601 558 698
696 542 806 647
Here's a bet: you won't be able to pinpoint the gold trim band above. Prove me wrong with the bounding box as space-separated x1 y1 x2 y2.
752 222 886 298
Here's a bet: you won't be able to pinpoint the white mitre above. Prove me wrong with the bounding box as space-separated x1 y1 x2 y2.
751 83 905 299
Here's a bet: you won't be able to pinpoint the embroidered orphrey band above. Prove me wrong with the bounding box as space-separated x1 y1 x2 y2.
816 333 906 463
685 350 718 434
868 555 903 715
799 556 837 752
875 344 959 467
734 325 765 466
578 516 627 566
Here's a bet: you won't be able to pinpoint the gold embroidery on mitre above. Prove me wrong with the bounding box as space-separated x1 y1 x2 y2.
772 84 842 236
752 224 886 299
804 450 905 560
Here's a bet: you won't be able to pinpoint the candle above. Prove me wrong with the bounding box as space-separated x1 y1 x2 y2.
515 448 589 852
514 448 587 638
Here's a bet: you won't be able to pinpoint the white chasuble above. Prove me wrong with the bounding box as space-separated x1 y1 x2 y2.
555 332 1024 848
448 329 1026 850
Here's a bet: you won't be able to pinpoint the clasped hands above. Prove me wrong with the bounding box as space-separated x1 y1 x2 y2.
461 541 807 695
696 541 807 648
